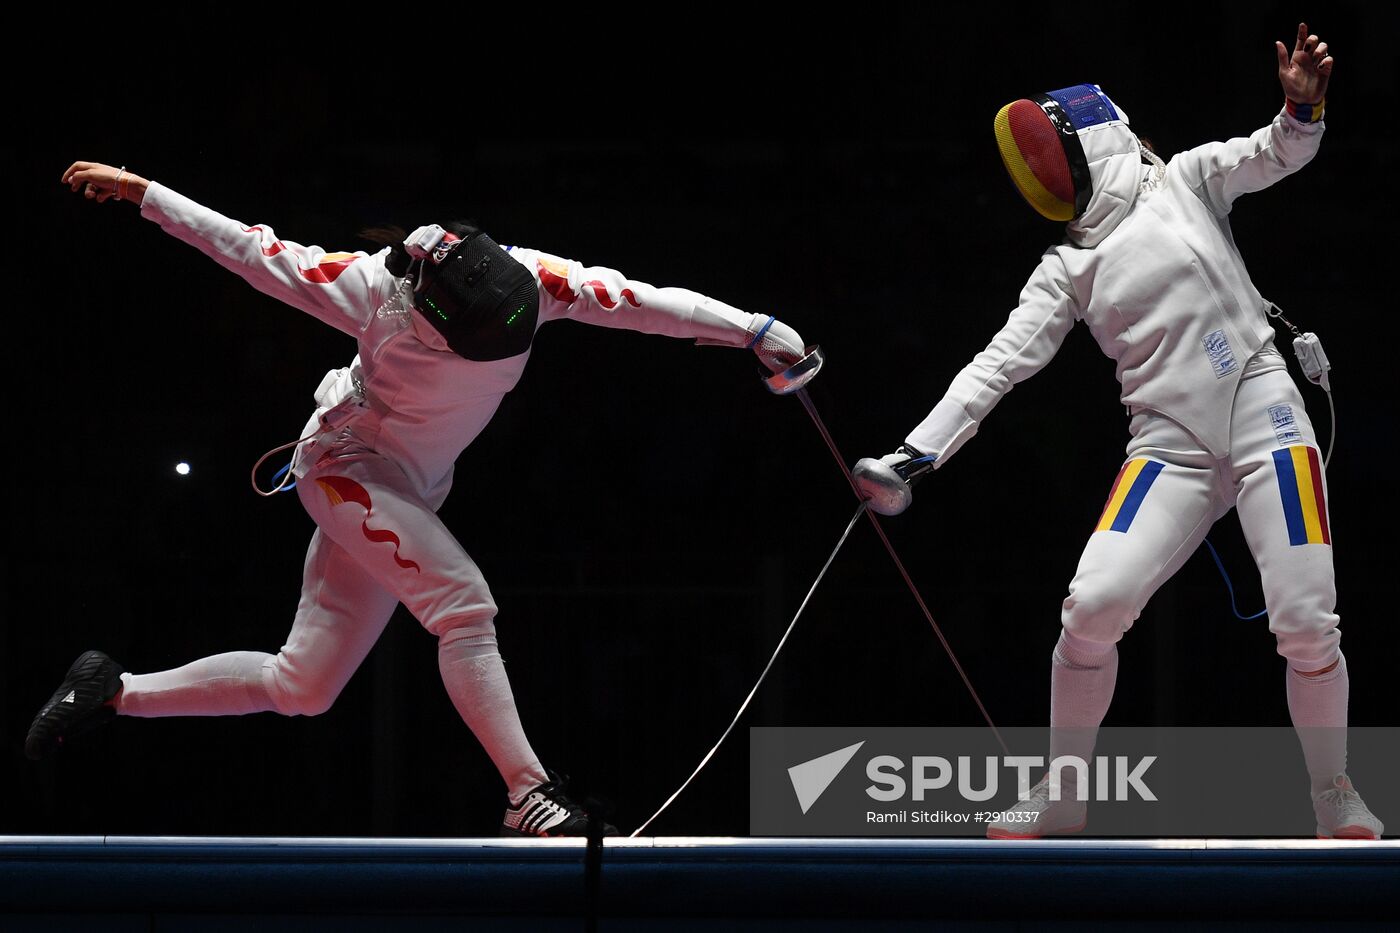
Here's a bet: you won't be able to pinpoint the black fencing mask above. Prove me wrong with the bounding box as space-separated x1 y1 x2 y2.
405 224 539 361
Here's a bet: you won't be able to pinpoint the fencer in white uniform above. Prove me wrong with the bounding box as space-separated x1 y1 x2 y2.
30 163 807 837
855 25 1381 838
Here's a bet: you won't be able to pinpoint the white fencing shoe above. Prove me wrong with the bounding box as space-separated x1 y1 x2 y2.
987 775 1088 839
1313 774 1385 839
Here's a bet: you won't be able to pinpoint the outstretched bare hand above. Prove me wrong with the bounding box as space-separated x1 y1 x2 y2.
1275 22 1332 105
61 161 150 206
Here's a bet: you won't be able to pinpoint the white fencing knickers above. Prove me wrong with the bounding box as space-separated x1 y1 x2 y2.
1061 367 1339 666
1047 367 1347 787
116 446 551 801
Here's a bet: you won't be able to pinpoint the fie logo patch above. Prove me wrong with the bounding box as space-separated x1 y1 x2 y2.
1202 329 1238 378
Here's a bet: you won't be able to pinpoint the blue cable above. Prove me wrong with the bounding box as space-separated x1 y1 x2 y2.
270 462 297 492
1202 537 1266 620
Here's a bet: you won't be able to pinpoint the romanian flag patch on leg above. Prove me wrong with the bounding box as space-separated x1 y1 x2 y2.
1272 446 1331 546
1096 459 1165 533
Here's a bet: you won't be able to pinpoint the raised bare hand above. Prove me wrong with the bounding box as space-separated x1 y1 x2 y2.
1275 22 1332 105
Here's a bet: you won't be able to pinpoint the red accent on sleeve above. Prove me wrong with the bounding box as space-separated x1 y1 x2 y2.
537 259 578 304
241 226 286 257
620 288 640 307
299 256 358 284
584 280 617 309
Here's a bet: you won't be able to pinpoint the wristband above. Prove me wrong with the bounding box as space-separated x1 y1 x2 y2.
115 166 128 201
1285 97 1325 124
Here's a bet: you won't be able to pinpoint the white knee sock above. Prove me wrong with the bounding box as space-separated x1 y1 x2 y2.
116 652 277 717
1286 652 1349 793
1048 630 1119 792
438 626 550 804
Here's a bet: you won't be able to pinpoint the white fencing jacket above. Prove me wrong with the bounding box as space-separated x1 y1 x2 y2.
140 184 762 501
908 108 1324 464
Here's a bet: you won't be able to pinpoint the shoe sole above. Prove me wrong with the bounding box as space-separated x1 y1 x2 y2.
499 827 619 838
25 651 123 760
1316 825 1381 840
500 822 620 838
987 819 1087 840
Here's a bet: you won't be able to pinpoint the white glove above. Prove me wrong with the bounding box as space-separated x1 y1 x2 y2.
748 316 806 373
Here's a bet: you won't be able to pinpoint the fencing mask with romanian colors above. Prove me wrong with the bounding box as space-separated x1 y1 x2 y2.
994 84 1124 222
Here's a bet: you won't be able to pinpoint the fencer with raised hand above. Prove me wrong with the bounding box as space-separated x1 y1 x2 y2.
854 22 1380 839
31 160 807 837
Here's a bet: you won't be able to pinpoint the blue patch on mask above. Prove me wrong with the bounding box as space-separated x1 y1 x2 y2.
1046 85 1120 129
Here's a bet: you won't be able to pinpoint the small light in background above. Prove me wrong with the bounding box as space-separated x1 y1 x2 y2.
175 461 192 476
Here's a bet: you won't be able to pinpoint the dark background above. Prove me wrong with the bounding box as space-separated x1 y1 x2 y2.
7 5 1396 837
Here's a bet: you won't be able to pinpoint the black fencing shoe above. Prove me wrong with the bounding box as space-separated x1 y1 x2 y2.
501 771 619 838
26 650 125 760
